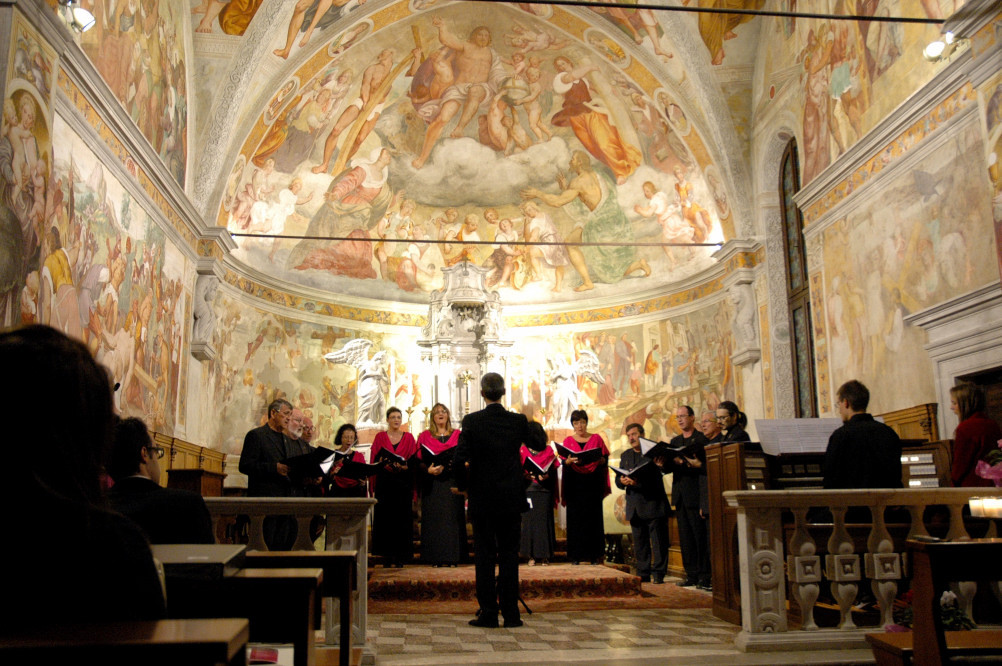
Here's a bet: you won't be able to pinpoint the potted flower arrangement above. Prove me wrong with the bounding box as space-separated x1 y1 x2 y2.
889 590 976 632
974 439 1002 486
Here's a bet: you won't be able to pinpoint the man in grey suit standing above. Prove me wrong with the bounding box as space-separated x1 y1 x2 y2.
454 373 530 628
615 423 669 583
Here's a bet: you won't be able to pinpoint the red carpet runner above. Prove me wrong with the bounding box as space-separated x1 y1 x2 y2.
368 563 713 614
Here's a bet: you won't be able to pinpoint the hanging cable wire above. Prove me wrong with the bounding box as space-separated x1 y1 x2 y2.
459 0 943 25
229 232 722 248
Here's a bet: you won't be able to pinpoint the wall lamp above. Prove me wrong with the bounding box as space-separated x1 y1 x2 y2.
922 31 958 62
58 0 96 33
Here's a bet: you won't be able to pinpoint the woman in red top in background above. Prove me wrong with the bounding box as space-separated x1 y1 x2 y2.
417 403 466 567
520 421 559 565
559 409 609 564
370 407 418 567
327 424 367 498
950 382 1002 487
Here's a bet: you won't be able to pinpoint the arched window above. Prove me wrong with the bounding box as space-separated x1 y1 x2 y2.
780 139 817 417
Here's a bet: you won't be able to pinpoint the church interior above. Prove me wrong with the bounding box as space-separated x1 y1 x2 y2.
2 0 1001 663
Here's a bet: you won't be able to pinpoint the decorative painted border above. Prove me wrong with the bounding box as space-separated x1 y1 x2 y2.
809 270 830 416
803 84 978 224
58 68 198 252
759 301 774 418
217 248 760 328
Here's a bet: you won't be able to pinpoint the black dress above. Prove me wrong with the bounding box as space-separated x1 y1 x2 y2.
520 466 557 560
371 431 417 565
561 434 609 563
418 433 467 565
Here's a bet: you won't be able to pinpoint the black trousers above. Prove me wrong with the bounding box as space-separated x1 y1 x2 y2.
630 513 669 577
676 503 710 584
470 510 522 620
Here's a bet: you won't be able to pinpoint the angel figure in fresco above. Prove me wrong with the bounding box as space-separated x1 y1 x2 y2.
504 21 569 55
672 164 712 243
547 349 604 428
324 338 388 428
550 55 641 185
634 180 694 269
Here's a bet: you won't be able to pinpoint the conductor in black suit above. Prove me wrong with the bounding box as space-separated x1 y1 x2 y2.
107 417 214 544
453 372 530 628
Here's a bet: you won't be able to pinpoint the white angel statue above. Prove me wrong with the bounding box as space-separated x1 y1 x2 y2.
547 349 604 428
324 338 389 428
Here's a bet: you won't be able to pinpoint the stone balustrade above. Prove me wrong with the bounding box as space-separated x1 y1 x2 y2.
203 497 375 660
724 488 1002 652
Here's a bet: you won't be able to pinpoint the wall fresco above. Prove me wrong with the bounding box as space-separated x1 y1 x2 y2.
1 9 56 329
24 113 190 433
758 0 959 187
820 119 996 415
221 3 729 307
77 0 189 186
198 285 739 462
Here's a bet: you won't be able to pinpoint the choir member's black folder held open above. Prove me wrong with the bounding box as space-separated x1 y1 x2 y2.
284 447 337 480
554 442 604 465
610 459 650 478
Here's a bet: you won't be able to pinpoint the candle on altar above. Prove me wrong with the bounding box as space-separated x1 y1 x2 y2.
983 497 1002 519
969 497 986 518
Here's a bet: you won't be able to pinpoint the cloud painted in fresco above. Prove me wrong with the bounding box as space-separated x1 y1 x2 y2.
389 137 573 208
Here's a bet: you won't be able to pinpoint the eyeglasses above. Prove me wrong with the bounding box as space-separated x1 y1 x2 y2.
146 445 166 459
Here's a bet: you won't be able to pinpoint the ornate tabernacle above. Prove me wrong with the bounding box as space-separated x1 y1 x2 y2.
417 262 513 417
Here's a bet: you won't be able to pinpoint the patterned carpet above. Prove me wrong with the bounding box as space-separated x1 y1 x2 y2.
368 564 712 614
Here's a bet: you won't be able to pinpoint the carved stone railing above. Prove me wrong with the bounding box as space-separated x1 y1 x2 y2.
204 497 375 661
725 488 1002 652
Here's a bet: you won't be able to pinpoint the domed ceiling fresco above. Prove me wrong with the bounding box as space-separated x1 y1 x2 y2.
206 0 756 307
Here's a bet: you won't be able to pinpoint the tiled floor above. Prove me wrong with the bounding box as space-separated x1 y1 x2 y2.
368 608 875 665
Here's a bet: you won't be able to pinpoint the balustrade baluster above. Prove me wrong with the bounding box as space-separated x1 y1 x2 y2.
825 506 860 630
865 501 901 629
787 508 820 630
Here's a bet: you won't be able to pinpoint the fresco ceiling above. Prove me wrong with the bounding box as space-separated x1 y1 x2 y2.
191 0 763 310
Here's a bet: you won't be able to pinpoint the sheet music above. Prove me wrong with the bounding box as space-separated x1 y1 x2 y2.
754 418 842 455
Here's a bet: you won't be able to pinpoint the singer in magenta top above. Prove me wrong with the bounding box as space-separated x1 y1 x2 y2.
520 421 559 565
559 409 610 564
370 406 418 567
326 424 367 498
417 403 466 566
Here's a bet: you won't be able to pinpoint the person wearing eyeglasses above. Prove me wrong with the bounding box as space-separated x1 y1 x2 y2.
715 400 750 443
240 398 299 549
107 416 214 544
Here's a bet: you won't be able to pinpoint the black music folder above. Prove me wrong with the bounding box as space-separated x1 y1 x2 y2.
284 446 337 479
610 460 650 478
334 458 381 479
554 442 604 465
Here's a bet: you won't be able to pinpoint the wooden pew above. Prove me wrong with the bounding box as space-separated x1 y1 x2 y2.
152 546 323 666
224 568 323 666
866 538 1002 665
0 618 249 665
244 550 357 666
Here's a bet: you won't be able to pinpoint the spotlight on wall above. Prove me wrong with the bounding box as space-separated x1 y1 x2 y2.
58 0 96 33
922 31 957 62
